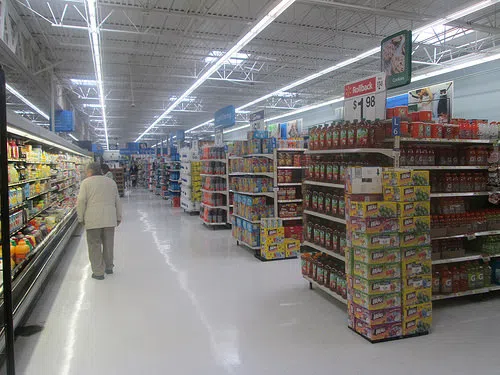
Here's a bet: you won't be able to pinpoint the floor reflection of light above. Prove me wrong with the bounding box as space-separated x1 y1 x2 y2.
138 210 241 372
60 264 90 375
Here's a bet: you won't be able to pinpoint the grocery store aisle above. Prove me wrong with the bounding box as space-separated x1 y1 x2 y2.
11 190 500 375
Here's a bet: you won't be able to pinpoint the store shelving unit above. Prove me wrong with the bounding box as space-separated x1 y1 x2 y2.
302 146 395 303
1 119 91 348
180 148 201 214
397 136 500 300
199 150 229 228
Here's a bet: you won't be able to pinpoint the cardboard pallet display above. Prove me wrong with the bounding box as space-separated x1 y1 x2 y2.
346 167 432 343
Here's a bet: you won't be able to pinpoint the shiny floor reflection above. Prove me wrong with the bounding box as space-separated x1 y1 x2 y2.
11 190 500 374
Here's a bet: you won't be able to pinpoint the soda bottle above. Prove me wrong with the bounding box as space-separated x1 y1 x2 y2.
432 268 441 294
451 266 460 293
332 122 340 149
441 266 452 294
459 264 468 291
347 120 357 148
340 122 348 148
326 122 333 149
477 262 485 288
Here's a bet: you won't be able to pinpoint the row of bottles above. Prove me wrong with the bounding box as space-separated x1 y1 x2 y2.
434 261 491 295
308 120 389 150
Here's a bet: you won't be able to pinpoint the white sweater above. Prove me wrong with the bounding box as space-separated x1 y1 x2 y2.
77 175 122 229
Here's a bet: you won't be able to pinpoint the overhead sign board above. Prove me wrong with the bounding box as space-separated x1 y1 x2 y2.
214 105 235 129
55 110 74 132
344 73 386 122
250 110 265 130
381 30 412 89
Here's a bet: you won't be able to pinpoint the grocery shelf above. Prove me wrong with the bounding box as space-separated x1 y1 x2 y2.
277 199 303 203
430 191 494 198
27 190 50 200
9 203 57 235
168 189 181 193
305 148 394 158
303 209 346 224
200 173 227 178
9 203 25 213
232 213 261 224
432 287 491 301
243 153 274 159
302 241 346 262
201 203 228 210
277 182 302 186
276 148 307 152
8 177 52 187
200 159 227 163
280 216 303 221
236 239 260 250
402 166 489 170
232 190 274 198
200 218 228 226
432 229 500 240
399 137 496 144
303 276 347 305
228 172 274 178
432 254 484 265
58 184 76 192
304 180 344 189
277 166 306 169
201 189 228 195
228 156 243 160
169 169 181 172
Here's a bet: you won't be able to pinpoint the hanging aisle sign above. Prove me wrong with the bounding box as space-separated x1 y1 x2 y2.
214 105 236 129
250 110 265 130
344 72 386 122
381 30 412 89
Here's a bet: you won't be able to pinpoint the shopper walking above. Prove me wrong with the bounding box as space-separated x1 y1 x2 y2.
102 163 114 180
77 163 122 280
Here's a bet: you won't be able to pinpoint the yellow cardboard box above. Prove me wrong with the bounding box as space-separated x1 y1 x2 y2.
402 259 432 277
352 275 401 295
399 216 431 234
382 170 430 187
402 317 432 336
397 201 431 217
352 232 400 249
353 247 401 265
402 288 432 306
401 247 432 262
352 290 401 310
350 201 398 219
353 261 401 280
383 186 430 202
400 233 431 248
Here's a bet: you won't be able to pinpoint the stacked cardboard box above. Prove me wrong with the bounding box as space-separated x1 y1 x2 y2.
259 219 301 260
346 167 432 342
382 169 432 337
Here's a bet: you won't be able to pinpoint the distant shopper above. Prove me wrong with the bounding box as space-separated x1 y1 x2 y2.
102 164 114 180
130 163 138 187
77 163 122 280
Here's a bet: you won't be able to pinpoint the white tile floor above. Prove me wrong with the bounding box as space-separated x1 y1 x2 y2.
10 190 500 374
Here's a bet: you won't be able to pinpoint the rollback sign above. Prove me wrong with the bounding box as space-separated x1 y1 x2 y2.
344 73 387 122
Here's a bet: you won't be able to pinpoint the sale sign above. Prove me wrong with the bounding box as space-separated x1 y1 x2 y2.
344 73 386 122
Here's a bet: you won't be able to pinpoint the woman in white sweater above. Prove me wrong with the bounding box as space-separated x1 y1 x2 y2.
77 163 122 280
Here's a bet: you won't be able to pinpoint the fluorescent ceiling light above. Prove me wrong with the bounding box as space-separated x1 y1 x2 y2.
6 84 49 120
135 0 296 142
69 134 79 141
6 125 87 156
14 110 35 115
205 51 250 64
224 124 251 134
169 96 196 102
185 119 213 133
86 0 109 150
84 103 104 108
413 25 473 45
235 0 499 113
412 51 500 81
70 79 97 86
265 97 344 123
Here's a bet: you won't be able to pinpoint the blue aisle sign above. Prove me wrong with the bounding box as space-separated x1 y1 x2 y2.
55 110 74 132
392 116 401 136
214 105 235 129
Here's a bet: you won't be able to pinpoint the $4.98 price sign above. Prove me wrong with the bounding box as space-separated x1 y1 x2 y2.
344 73 386 122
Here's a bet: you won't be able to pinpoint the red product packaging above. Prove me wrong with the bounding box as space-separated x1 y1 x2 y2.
411 122 424 138
394 106 408 118
431 123 443 138
386 108 394 119
410 112 420 122
419 111 432 122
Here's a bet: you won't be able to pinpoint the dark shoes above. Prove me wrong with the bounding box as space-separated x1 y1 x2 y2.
105 269 114 275
92 274 105 280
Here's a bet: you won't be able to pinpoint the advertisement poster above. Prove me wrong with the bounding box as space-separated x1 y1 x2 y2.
408 81 453 122
250 110 265 130
381 30 412 89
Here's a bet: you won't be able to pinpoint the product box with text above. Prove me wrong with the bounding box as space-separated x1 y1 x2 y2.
402 287 432 306
350 201 398 219
397 201 431 217
402 259 432 277
353 247 401 265
353 261 401 281
401 247 432 263
382 170 430 187
383 186 431 202
352 289 402 310
350 303 402 325
400 232 431 248
349 217 399 234
351 232 400 249
355 320 403 342
352 275 401 295
398 216 431 234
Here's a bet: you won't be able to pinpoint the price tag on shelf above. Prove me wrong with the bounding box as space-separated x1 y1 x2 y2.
466 234 477 241
344 73 386 122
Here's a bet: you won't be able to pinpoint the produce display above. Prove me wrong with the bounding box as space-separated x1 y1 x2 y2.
345 167 432 342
